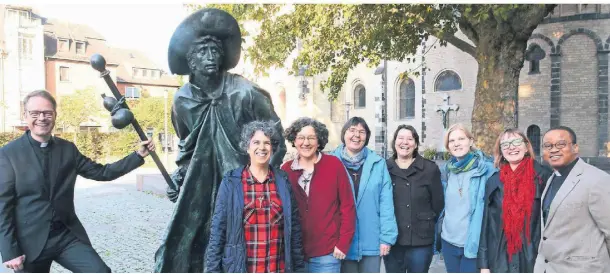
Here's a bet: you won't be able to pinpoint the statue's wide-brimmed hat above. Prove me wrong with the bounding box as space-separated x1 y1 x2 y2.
168 8 241 75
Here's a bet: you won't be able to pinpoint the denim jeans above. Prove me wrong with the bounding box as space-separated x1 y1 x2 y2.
341 256 381 273
441 239 477 273
383 244 434 273
307 253 341 273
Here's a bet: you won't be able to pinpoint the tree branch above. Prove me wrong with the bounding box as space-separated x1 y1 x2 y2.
512 4 557 40
454 5 481 46
418 23 477 58
442 32 477 57
458 19 479 46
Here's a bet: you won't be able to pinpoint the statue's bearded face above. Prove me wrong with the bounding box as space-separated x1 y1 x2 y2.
187 36 224 76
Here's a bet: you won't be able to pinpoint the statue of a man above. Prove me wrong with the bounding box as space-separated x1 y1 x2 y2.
153 8 286 272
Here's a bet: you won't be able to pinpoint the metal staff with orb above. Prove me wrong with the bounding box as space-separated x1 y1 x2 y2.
89 53 177 191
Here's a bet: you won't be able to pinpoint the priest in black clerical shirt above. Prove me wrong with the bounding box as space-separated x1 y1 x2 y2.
541 153 579 224
534 126 610 273
0 90 155 273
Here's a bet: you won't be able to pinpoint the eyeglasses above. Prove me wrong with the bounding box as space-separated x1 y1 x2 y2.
27 110 54 119
543 140 572 150
296 136 317 142
348 128 367 136
500 138 525 150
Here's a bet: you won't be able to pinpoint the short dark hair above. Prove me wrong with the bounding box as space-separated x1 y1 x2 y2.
23 90 57 111
391 125 420 159
283 117 329 151
544 126 577 144
340 117 371 146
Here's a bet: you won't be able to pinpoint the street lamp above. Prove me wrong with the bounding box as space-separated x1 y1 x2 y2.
298 65 309 101
374 60 388 158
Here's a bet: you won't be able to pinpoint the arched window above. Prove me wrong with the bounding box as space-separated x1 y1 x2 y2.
398 78 415 119
525 44 546 75
527 125 541 156
354 84 366 108
434 70 462 92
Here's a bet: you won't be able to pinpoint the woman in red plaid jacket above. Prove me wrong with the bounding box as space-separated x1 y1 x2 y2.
204 121 306 273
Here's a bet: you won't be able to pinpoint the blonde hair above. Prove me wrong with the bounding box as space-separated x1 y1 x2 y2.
444 123 475 151
492 128 536 168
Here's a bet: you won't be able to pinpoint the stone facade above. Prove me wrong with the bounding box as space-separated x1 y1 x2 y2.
272 4 610 158
234 5 610 159
518 6 610 157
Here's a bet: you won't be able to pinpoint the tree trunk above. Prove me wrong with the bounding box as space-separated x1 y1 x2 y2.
471 32 528 156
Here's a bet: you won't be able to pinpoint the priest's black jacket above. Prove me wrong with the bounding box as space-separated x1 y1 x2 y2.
0 132 144 263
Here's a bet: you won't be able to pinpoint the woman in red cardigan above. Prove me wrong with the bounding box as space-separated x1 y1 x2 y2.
281 117 356 273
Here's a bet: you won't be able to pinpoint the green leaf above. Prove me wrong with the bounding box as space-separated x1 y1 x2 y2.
182 4 555 102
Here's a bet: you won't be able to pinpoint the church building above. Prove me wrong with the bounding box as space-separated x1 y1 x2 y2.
246 4 610 160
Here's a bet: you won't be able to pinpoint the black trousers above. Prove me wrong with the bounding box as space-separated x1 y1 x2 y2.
383 244 434 273
20 223 110 273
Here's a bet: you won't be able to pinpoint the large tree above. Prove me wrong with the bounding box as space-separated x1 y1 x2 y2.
187 4 556 154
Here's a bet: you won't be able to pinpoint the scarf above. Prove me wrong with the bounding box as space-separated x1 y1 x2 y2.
340 146 368 170
447 151 479 174
499 156 536 262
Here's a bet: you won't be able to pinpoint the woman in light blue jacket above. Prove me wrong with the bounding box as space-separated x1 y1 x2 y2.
330 117 398 273
434 123 495 273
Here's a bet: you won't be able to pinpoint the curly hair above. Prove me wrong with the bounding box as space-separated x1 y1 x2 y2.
239 120 281 154
283 117 329 151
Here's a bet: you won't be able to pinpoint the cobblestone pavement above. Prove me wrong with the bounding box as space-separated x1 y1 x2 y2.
2 167 446 273
49 168 174 273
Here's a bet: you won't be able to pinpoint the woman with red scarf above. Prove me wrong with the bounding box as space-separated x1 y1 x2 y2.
477 128 551 273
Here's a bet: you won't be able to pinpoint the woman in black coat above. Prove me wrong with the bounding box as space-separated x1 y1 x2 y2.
477 128 552 273
384 125 444 273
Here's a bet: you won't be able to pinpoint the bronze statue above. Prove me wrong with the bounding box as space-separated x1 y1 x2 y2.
153 8 287 272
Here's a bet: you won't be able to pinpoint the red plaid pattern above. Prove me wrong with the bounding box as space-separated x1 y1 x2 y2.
242 166 285 273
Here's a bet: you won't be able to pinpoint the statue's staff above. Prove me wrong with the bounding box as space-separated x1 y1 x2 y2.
89 53 177 191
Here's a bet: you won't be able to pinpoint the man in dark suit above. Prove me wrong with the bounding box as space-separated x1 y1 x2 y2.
0 90 155 272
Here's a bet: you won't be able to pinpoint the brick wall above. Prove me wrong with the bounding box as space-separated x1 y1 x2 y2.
519 14 610 157
302 6 610 157
560 35 598 156
518 38 553 151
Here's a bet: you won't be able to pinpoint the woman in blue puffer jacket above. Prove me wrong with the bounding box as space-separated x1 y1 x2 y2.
330 117 398 273
204 121 305 273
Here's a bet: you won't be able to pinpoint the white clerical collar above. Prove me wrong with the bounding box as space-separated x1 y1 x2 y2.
40 142 48 148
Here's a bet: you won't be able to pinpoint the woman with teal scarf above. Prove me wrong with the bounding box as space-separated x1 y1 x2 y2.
434 123 495 273
330 117 398 273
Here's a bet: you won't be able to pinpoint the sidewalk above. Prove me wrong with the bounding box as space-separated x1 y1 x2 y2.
1 167 447 273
